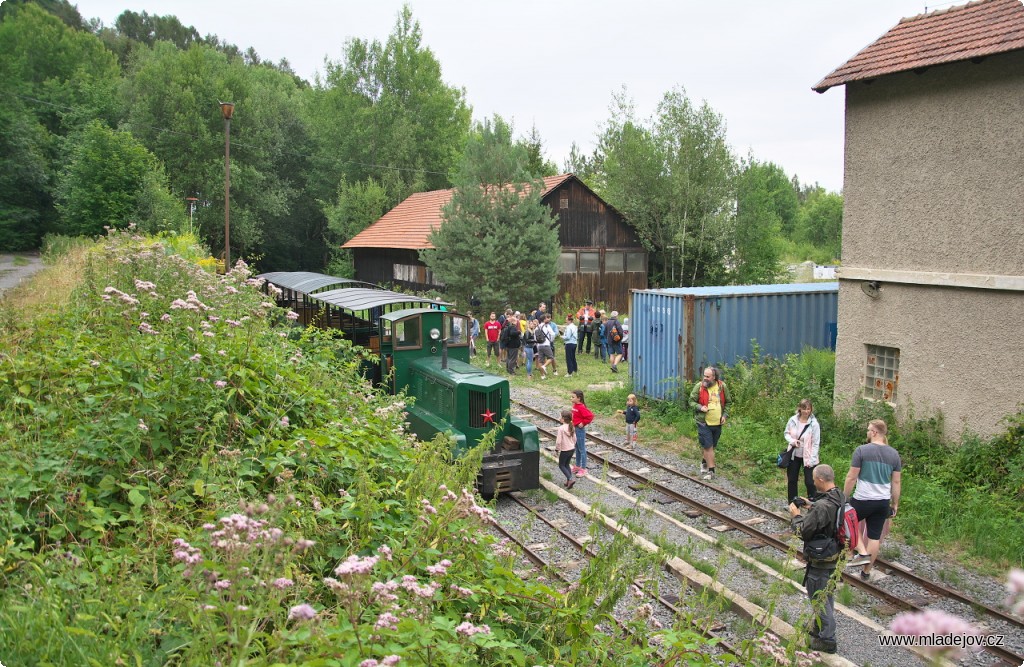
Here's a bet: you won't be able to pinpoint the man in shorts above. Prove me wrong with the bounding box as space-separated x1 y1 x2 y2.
689 366 729 481
606 310 624 372
843 419 901 580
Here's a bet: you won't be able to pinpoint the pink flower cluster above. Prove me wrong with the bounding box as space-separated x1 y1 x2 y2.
204 513 283 551
425 559 452 576
755 632 815 666
889 609 980 658
334 554 380 577
1007 569 1024 615
455 621 491 637
359 657 400 667
288 603 317 621
103 286 139 305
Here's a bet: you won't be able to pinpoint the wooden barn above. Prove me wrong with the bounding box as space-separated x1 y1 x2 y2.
341 174 648 312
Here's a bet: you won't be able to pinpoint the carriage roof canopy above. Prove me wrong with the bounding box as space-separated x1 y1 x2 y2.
257 271 376 293
259 272 451 312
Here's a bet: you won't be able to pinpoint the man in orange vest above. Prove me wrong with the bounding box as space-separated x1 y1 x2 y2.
575 299 597 354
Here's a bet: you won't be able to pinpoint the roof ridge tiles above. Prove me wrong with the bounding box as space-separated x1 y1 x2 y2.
814 0 1024 92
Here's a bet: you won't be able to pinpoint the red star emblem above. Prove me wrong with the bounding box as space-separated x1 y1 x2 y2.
481 409 496 425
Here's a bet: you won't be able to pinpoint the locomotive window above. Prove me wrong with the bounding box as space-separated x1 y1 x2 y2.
394 318 421 349
558 252 577 273
579 252 600 273
626 252 645 272
446 315 468 346
605 251 624 273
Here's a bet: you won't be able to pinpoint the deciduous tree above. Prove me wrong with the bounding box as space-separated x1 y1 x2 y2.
55 121 179 236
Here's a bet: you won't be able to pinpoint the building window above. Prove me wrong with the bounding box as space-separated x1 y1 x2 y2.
626 252 645 272
560 196 569 210
605 251 624 273
579 252 600 273
558 252 577 273
864 345 899 402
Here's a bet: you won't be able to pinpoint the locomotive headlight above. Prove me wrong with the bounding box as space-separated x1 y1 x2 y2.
429 328 441 341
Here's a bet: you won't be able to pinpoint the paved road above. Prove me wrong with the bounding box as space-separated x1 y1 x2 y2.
0 253 45 297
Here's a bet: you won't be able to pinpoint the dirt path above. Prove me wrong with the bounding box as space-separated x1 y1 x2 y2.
0 253 45 297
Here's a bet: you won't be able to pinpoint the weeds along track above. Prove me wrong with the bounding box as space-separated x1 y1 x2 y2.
493 491 743 658
512 399 1024 667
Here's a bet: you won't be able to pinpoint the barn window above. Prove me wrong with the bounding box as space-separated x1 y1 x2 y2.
626 252 645 272
560 196 569 209
579 252 600 273
604 251 624 273
863 345 899 402
558 252 577 273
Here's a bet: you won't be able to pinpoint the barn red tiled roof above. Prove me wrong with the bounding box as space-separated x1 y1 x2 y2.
813 0 1024 92
342 174 574 250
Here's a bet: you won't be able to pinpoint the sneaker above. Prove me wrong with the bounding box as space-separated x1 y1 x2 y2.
847 553 871 567
571 466 581 475
567 478 576 489
700 460 708 474
610 365 618 373
809 637 837 654
859 568 872 581
553 371 558 376
576 468 587 477
702 470 715 481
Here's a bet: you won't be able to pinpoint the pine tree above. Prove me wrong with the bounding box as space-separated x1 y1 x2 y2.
421 116 559 315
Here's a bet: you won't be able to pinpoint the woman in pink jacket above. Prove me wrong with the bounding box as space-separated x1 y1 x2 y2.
556 410 577 489
783 399 821 502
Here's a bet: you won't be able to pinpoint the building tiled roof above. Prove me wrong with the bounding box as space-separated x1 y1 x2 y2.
813 0 1024 92
342 174 574 250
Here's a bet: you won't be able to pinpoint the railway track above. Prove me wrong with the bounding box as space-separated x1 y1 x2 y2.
492 490 748 661
512 399 1024 666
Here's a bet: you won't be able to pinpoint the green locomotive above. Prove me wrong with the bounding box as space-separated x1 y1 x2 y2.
260 272 539 496
380 308 539 497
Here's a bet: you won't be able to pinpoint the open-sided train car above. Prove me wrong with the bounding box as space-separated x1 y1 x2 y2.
259 272 539 496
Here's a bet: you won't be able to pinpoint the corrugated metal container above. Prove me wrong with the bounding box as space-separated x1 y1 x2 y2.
630 283 838 401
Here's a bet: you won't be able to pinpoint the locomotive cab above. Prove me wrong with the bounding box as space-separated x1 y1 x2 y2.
379 308 539 496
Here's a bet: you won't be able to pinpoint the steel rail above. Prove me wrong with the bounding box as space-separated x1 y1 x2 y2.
513 401 1024 666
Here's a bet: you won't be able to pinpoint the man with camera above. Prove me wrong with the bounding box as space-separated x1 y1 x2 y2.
789 464 844 654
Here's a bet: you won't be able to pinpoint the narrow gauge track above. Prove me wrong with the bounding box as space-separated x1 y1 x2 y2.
512 400 1024 667
491 493 740 659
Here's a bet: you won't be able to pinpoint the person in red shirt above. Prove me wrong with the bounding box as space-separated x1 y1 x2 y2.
570 389 594 476
482 312 502 366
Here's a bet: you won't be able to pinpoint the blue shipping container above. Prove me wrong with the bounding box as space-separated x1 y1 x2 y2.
629 283 838 401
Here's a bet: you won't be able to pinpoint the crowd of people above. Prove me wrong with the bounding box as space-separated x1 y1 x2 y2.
468 300 906 658
466 300 631 380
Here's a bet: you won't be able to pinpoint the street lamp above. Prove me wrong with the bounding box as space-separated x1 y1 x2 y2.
219 101 235 272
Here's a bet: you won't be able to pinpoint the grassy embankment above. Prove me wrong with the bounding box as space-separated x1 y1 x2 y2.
1 232 783 666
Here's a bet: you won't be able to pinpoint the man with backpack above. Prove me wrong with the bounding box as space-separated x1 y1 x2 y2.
605 311 624 373
789 464 845 654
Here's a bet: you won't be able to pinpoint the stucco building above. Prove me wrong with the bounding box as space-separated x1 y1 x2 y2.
342 174 647 312
814 0 1024 438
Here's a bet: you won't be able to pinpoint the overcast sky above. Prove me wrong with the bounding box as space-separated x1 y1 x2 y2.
74 0 956 192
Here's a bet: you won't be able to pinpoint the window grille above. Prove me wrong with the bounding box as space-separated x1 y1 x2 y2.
468 388 503 428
